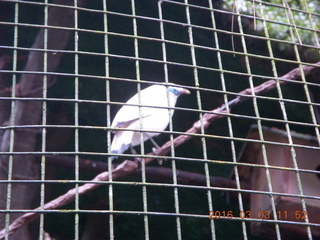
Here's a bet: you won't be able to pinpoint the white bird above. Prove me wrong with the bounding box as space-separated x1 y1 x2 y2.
110 84 190 159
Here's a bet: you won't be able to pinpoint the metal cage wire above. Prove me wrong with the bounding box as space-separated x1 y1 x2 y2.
0 0 319 240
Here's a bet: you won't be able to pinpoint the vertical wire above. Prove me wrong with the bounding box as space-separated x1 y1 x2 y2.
184 1 216 240
258 4 311 237
282 0 302 44
158 2 182 240
4 2 19 240
73 0 80 239
103 1 114 239
277 1 316 238
208 2 248 239
39 1 48 239
300 0 320 146
235 6 282 239
130 1 149 239
259 3 313 239
281 0 320 146
301 0 320 51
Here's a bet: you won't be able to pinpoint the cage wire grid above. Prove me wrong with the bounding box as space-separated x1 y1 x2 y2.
0 0 319 240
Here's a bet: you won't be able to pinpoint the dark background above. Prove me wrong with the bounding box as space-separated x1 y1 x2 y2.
0 0 319 239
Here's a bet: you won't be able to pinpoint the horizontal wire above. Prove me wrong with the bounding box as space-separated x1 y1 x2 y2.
0 208 318 227
0 142 319 172
0 178 318 201
0 93 320 113
1 54 320 89
162 0 320 20
0 92 319 137
1 18 320 65
7 0 320 18
0 88 320 116
5 0 320 34
0 119 320 148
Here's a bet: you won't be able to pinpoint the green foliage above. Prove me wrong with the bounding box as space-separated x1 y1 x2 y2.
221 0 320 56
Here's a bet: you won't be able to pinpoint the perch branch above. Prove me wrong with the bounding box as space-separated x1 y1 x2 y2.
0 160 137 239
149 61 320 162
1 61 319 239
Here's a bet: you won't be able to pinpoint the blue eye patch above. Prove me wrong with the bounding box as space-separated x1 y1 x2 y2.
169 87 180 96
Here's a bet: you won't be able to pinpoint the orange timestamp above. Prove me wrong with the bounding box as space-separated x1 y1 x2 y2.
209 210 307 220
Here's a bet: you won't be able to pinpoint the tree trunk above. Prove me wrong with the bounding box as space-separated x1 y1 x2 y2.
0 1 85 239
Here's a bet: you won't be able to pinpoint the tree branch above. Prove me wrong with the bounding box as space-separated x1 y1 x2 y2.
0 61 319 239
0 160 136 239
149 61 320 162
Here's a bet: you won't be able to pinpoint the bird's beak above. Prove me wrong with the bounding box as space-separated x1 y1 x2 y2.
181 88 190 95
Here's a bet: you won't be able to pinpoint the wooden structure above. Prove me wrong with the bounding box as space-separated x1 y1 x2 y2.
238 125 320 239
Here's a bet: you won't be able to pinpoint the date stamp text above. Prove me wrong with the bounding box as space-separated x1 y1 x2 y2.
209 210 307 220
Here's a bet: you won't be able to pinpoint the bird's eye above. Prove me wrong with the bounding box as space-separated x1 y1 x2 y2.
169 88 179 96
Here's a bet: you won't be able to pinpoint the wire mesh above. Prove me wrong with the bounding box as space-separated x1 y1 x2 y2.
0 0 320 240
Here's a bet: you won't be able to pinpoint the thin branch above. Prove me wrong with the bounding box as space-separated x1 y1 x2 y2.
0 160 137 239
149 61 320 162
0 56 13 141
44 155 248 189
0 61 320 239
0 79 56 97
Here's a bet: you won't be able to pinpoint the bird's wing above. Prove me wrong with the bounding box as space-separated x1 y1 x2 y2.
110 129 134 155
111 85 168 128
111 110 152 128
110 119 139 156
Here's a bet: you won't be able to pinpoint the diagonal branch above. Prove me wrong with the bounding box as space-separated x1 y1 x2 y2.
0 160 137 239
0 61 319 239
149 61 320 162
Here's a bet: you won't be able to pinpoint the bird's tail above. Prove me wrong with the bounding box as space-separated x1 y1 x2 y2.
110 130 133 160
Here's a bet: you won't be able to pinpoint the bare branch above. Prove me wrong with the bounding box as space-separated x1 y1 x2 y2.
0 160 137 240
149 61 320 162
0 56 13 142
0 61 319 239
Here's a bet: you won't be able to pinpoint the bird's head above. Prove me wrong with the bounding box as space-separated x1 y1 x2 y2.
168 86 190 96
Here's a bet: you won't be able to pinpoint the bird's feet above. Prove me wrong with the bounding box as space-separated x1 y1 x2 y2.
152 147 165 165
133 157 143 170
130 146 143 168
